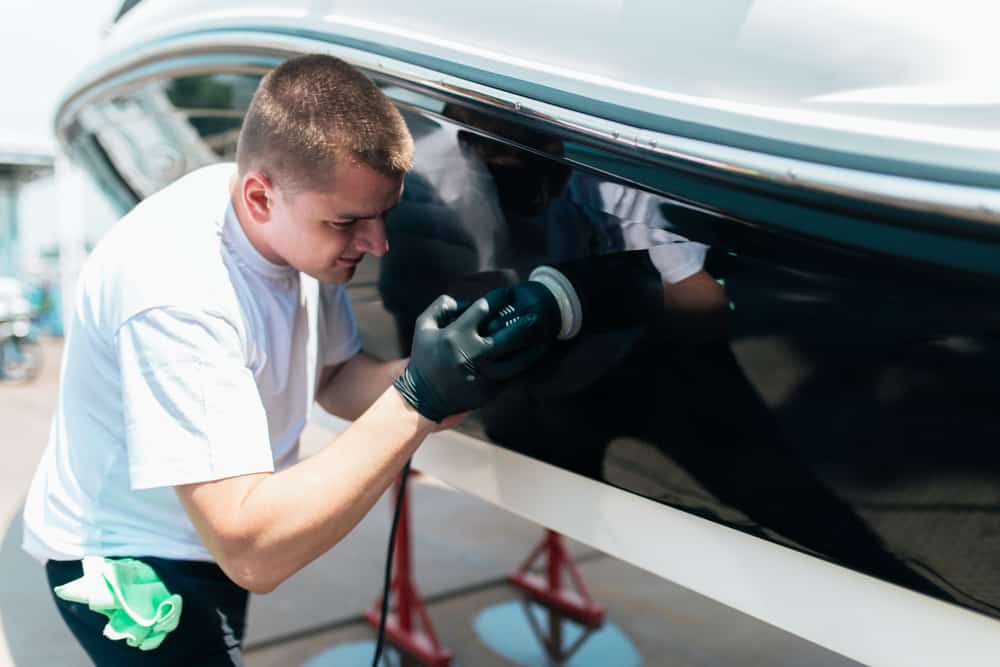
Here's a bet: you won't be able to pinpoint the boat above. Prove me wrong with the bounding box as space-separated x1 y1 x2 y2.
53 2 1000 665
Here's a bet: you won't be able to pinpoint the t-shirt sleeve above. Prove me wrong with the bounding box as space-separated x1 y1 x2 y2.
646 232 709 285
625 223 707 285
570 175 709 285
321 284 362 367
116 307 274 490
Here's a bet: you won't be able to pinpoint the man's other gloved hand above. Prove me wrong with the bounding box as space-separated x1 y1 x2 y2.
394 292 549 422
482 281 562 343
447 252 666 341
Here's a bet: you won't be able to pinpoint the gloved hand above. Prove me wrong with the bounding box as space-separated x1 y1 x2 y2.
394 291 549 422
482 281 563 343
447 252 666 342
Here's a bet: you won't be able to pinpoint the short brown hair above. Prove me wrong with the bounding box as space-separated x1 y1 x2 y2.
236 54 413 190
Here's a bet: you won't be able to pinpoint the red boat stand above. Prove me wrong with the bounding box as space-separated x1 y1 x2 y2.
364 472 453 667
508 529 606 659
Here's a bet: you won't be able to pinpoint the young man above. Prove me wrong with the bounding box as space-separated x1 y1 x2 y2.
22 54 546 665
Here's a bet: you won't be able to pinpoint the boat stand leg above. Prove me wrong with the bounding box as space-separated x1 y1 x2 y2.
365 473 453 667
508 529 606 659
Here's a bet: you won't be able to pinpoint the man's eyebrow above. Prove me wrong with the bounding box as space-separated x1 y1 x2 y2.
332 203 399 220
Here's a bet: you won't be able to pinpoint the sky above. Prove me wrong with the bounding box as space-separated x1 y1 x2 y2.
0 0 120 149
0 0 122 279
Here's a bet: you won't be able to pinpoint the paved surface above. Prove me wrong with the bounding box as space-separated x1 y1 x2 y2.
0 338 860 666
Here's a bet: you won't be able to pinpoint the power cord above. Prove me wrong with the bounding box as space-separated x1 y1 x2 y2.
371 458 411 667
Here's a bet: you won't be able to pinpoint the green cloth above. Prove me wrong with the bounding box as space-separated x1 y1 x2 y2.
53 556 183 650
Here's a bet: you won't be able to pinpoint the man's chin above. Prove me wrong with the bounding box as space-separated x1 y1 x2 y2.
314 265 355 284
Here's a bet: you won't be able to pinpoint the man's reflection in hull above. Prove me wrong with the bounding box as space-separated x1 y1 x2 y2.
377 106 959 607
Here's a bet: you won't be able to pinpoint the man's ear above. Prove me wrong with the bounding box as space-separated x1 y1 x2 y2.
242 170 274 224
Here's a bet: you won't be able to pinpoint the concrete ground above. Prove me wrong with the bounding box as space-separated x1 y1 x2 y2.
0 338 860 666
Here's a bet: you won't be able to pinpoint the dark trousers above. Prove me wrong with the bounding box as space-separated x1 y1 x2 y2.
46 557 249 666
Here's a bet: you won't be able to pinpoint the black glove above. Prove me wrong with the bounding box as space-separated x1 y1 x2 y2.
394 291 549 422
447 251 666 340
482 281 563 343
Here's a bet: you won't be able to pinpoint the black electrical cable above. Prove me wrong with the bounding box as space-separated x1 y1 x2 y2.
371 458 411 667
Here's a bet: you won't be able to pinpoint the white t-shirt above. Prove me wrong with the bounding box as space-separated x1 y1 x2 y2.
22 163 361 563
566 173 709 285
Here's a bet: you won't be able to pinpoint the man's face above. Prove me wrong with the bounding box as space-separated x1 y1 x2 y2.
265 161 403 284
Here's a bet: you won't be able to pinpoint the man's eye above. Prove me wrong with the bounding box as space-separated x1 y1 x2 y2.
326 220 355 230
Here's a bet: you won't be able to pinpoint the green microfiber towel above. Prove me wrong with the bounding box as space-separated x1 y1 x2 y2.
54 556 183 650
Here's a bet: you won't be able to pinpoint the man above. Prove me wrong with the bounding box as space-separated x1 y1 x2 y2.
22 54 546 665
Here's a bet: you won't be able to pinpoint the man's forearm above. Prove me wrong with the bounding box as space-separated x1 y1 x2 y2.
661 271 730 342
316 353 408 420
179 387 434 593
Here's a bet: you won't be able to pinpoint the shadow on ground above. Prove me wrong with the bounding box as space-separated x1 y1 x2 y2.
0 505 89 666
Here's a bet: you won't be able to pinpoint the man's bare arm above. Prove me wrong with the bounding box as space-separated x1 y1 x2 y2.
176 387 439 594
661 270 730 342
175 294 548 595
315 353 407 420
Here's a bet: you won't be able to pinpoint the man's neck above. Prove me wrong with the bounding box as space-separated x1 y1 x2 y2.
229 174 285 265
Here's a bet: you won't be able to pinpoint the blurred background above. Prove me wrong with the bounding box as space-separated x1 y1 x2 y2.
0 1 120 340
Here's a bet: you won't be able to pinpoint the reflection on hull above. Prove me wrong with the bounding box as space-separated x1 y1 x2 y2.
374 108 1000 621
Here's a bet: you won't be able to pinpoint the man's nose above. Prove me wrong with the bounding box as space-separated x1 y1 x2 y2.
353 217 389 257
